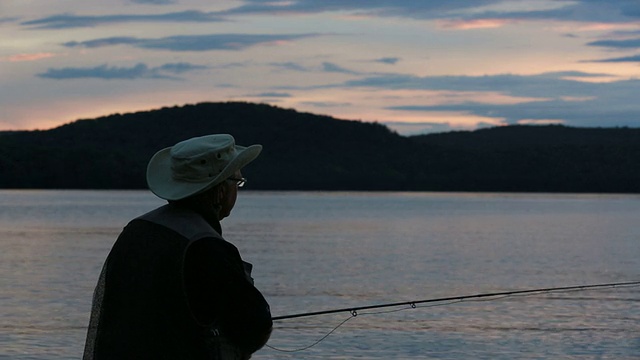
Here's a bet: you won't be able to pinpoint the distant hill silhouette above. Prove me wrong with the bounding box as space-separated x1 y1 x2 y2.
1 101 639 193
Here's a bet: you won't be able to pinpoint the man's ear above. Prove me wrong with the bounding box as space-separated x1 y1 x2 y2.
216 182 227 202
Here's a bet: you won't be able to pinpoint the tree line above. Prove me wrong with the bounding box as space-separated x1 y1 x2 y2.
1 101 639 193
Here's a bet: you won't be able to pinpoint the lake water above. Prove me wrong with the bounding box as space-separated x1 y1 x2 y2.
1 190 639 359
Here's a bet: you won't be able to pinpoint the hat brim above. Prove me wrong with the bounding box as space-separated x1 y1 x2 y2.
146 144 262 201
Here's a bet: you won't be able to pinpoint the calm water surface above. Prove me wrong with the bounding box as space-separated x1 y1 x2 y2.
0 190 639 359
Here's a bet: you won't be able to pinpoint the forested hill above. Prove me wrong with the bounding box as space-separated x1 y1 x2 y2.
1 101 639 193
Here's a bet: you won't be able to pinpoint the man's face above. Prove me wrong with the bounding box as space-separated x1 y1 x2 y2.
218 170 241 220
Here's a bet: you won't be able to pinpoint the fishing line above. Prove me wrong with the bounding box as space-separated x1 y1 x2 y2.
265 280 640 353
265 316 355 353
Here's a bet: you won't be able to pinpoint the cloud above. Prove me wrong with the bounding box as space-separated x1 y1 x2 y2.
0 17 19 24
211 61 252 70
603 29 640 38
328 71 640 127
37 62 207 80
300 101 351 108
269 62 310 72
270 61 361 75
621 2 640 17
374 57 400 65
129 0 175 4
220 0 640 24
18 1 640 33
341 71 615 98
588 54 640 62
587 38 640 49
248 92 292 98
517 119 565 125
156 62 209 74
220 1 502 19
385 94 640 128
63 37 140 48
437 18 515 30
63 33 320 52
21 11 224 29
457 1 640 25
383 121 460 135
321 62 359 74
4 53 56 62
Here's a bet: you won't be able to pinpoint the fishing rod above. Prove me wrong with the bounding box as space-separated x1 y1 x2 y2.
271 280 640 321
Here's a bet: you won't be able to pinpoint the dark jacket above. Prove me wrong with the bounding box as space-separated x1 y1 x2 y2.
83 204 272 359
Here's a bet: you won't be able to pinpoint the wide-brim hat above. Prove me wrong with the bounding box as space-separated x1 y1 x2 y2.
146 134 262 200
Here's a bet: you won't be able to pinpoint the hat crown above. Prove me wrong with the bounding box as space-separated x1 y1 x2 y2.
146 133 261 200
170 135 237 183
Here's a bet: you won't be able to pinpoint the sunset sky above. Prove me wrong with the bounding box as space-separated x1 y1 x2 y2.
2 0 640 134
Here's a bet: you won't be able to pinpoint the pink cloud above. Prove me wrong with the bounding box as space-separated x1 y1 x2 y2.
437 18 514 30
6 52 56 62
517 119 565 125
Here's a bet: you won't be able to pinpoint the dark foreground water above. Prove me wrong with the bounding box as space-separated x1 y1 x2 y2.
1 190 639 359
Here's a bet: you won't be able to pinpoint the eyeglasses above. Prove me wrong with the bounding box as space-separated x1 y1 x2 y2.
228 177 247 188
